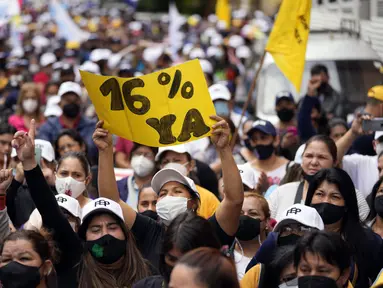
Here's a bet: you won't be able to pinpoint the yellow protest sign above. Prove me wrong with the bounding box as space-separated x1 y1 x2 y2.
80 60 216 147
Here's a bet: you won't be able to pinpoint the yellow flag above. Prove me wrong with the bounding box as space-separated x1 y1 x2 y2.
216 0 231 29
80 60 216 147
265 0 311 93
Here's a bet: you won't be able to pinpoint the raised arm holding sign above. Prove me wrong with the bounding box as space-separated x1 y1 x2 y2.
80 59 216 147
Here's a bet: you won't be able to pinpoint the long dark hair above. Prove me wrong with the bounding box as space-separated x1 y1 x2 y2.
304 168 368 284
366 177 383 222
160 212 221 283
176 247 240 288
78 213 150 288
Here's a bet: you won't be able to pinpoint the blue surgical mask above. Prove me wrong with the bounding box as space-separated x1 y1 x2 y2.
214 101 230 117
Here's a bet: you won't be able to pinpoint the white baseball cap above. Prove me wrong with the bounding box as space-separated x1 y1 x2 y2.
189 48 206 60
81 197 124 224
55 194 81 219
155 144 189 162
89 49 112 62
151 168 200 199
58 81 82 98
80 61 100 74
236 45 251 59
40 52 57 67
209 83 231 102
211 34 223 46
44 95 62 118
238 164 256 190
375 131 383 140
273 204 324 232
182 43 194 56
199 59 213 75
34 139 55 162
129 21 143 31
294 144 306 164
228 35 245 48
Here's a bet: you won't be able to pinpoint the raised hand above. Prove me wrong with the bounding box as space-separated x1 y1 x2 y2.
307 75 322 97
0 169 13 194
92 121 113 152
12 120 36 168
210 115 230 150
351 113 372 136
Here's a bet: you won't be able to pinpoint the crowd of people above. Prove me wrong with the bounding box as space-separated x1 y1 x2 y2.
0 1 383 288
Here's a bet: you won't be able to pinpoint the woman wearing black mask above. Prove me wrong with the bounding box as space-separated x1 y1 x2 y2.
244 119 289 192
294 231 353 288
366 177 383 237
234 192 270 280
0 230 58 288
305 168 383 288
11 120 150 288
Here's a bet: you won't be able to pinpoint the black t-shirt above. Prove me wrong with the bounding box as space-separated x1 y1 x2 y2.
131 213 235 271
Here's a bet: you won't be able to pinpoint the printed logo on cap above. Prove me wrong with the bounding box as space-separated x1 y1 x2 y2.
254 120 267 127
94 199 110 207
56 196 68 203
286 207 302 216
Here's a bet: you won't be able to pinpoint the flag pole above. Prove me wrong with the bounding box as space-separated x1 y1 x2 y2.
231 50 266 149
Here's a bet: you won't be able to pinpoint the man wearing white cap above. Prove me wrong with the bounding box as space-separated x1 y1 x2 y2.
155 144 220 219
209 83 248 136
38 81 97 163
242 204 324 284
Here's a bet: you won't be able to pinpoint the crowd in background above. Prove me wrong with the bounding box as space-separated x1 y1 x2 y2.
1 1 383 288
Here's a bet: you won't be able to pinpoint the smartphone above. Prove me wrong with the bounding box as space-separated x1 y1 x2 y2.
34 147 42 167
362 119 383 131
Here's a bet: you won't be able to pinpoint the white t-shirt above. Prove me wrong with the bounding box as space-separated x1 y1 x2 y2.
245 162 289 186
342 154 379 198
234 249 252 280
267 181 370 222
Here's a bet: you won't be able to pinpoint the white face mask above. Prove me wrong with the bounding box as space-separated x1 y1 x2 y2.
131 155 155 177
377 143 383 156
55 176 86 199
163 162 189 176
22 99 38 114
156 196 189 226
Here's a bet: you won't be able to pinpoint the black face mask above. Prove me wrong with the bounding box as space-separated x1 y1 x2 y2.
317 82 329 94
0 261 42 288
140 210 158 221
62 103 81 118
311 203 345 225
277 108 295 123
374 196 383 218
302 171 316 183
277 233 301 247
236 216 261 241
254 144 274 160
298 275 338 288
244 139 253 151
86 234 126 264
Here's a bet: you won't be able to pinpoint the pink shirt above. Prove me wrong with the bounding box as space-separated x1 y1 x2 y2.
115 137 134 156
8 115 28 132
8 115 45 133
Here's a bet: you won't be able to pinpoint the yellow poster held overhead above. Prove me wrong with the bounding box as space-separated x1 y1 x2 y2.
265 0 312 93
80 60 216 147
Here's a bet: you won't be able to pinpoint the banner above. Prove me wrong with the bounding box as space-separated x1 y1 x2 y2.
265 0 312 93
80 60 216 147
216 0 231 29
49 0 89 43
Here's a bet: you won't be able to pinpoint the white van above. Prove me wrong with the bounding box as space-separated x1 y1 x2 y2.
255 33 382 124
